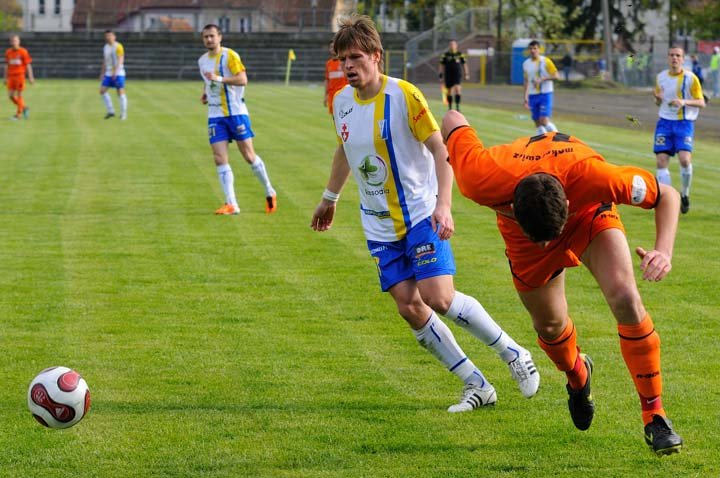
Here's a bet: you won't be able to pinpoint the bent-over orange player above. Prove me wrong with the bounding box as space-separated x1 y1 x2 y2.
442 110 683 456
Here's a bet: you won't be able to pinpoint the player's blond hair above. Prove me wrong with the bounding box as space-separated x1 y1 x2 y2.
333 14 384 70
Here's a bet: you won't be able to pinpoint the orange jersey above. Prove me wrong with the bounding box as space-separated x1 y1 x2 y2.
325 57 348 113
5 47 32 77
447 127 661 289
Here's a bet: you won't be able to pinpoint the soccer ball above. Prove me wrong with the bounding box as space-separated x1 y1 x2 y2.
27 366 91 429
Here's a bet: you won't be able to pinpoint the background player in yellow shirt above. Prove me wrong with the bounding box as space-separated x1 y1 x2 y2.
99 30 128 120
199 24 277 215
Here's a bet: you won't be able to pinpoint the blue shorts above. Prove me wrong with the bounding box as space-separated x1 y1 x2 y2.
208 115 255 144
101 75 126 89
367 217 456 292
528 93 553 121
653 118 694 155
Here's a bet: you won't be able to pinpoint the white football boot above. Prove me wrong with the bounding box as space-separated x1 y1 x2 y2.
508 348 540 398
447 383 497 413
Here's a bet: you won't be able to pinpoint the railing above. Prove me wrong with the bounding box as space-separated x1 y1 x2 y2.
405 8 495 69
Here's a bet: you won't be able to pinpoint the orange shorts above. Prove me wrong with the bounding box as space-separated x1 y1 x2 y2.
504 202 625 291
6 76 25 92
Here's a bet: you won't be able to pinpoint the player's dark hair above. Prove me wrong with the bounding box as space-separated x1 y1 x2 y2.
333 14 384 70
528 40 541 48
202 24 222 35
104 29 114 34
513 174 568 243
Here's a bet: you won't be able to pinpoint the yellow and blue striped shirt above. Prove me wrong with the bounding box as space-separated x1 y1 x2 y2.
198 47 248 118
332 75 440 242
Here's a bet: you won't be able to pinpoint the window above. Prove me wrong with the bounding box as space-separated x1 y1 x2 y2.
39 0 45 15
218 16 230 33
54 0 60 15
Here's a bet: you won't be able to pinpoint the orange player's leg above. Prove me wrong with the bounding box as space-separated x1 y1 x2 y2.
537 318 588 390
618 315 665 425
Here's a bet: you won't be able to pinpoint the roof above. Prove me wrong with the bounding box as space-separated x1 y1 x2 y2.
71 0 335 30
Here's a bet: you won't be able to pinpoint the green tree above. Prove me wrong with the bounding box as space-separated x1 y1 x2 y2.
0 0 22 31
673 0 720 40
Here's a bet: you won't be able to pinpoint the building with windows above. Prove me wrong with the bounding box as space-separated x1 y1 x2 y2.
22 0 75 31
69 0 335 32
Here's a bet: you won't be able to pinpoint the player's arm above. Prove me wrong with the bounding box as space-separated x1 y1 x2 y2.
27 64 34 84
425 131 454 240
653 80 663 105
200 83 207 104
636 183 680 281
206 69 247 87
115 53 124 78
100 59 106 79
523 72 530 107
462 55 469 80
311 145 350 232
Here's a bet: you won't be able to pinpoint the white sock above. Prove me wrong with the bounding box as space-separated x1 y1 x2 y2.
545 121 558 132
536 125 547 135
413 312 489 387
216 164 238 207
250 155 275 197
102 93 114 113
119 94 127 116
445 291 521 363
680 164 692 197
656 167 672 186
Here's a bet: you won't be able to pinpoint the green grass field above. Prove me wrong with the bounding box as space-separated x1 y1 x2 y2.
1 80 718 477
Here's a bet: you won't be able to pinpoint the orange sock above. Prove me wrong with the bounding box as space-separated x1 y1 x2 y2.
618 315 665 425
16 96 24 116
10 96 19 107
537 318 588 390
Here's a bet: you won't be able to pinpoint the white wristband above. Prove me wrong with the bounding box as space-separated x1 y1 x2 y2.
322 188 340 202
216 76 224 83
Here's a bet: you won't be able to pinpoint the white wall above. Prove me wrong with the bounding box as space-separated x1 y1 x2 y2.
23 0 74 31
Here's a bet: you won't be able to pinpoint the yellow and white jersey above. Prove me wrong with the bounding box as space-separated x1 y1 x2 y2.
523 55 557 95
332 75 440 242
655 69 703 121
103 42 126 76
198 47 249 118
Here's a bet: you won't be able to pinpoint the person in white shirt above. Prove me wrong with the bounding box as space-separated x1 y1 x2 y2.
653 46 705 214
311 14 540 412
522 40 559 135
99 30 127 120
198 24 277 215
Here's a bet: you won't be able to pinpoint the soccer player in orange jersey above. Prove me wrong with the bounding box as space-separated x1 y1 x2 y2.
442 110 683 456
323 40 348 114
4 35 34 120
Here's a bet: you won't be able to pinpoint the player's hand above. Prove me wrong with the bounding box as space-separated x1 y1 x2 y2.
523 99 530 110
311 200 337 232
635 246 672 281
669 98 685 107
204 71 221 82
323 97 328 107
201 93 208 105
432 203 454 240
465 73 470 80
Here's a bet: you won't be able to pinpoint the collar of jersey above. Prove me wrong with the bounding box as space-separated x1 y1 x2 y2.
208 47 224 58
668 69 684 77
354 74 388 105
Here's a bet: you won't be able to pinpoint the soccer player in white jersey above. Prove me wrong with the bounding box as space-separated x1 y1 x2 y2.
99 30 128 120
311 15 539 412
523 40 559 135
653 46 705 214
198 24 277 215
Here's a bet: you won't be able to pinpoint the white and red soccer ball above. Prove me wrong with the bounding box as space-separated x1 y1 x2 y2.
27 366 91 428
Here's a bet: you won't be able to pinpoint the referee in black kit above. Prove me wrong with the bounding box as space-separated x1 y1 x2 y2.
439 40 469 111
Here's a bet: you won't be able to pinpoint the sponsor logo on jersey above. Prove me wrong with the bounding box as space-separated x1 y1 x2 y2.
631 175 647 205
341 123 349 142
339 106 353 118
377 119 389 140
358 155 388 187
415 243 436 257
